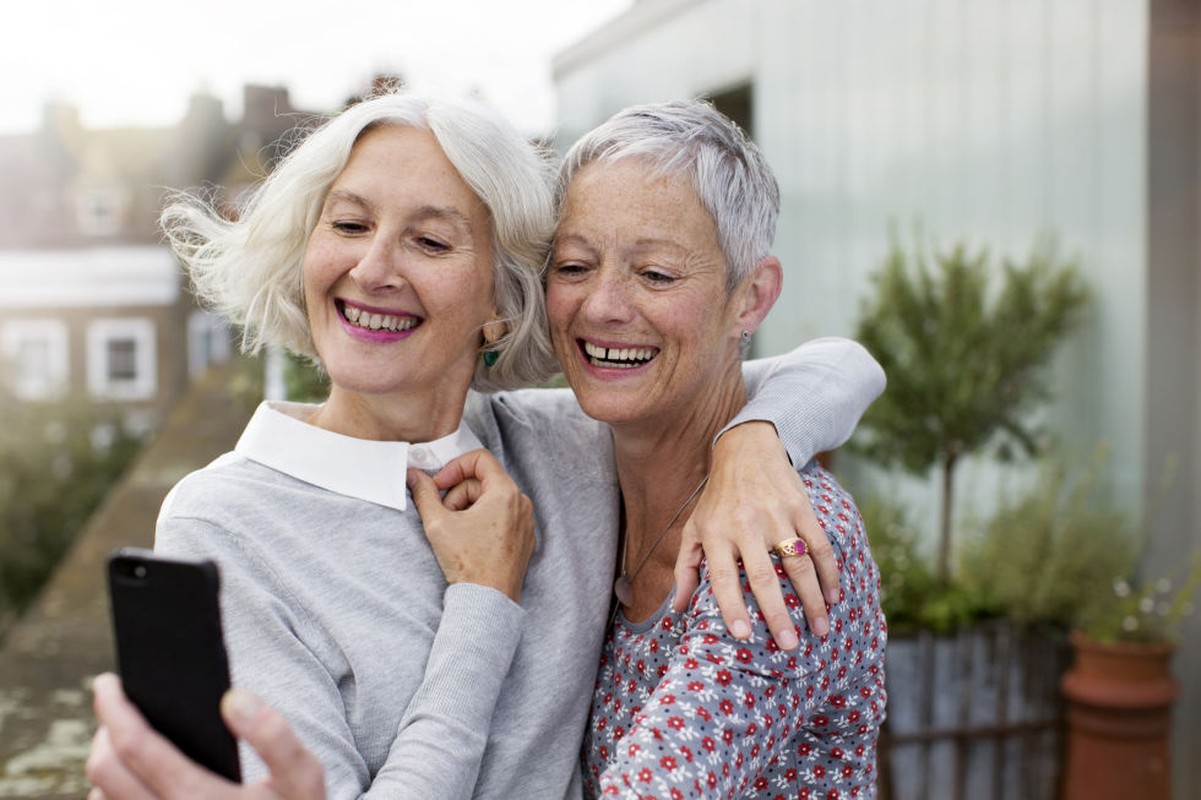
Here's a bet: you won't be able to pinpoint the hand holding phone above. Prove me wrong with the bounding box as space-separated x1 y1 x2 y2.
107 548 242 782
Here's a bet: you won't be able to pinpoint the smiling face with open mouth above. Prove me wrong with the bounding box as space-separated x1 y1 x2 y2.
302 124 498 439
547 158 747 432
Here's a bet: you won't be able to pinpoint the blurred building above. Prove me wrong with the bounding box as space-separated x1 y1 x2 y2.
553 0 1199 796
0 85 318 430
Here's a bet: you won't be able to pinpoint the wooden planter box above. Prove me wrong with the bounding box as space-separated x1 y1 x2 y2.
879 620 1071 800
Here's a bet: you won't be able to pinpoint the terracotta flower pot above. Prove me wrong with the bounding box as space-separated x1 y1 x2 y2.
1060 630 1178 800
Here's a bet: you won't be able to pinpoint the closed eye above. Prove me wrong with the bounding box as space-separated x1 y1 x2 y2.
642 269 676 285
415 235 451 253
331 220 369 235
553 262 590 277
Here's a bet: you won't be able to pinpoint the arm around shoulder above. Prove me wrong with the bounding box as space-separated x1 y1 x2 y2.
732 336 885 467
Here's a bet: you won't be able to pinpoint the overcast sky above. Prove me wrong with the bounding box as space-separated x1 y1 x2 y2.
0 0 631 137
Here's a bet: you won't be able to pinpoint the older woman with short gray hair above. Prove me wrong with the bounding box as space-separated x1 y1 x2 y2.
549 99 887 797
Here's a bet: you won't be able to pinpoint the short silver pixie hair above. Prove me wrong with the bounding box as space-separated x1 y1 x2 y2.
162 91 558 392
556 99 780 290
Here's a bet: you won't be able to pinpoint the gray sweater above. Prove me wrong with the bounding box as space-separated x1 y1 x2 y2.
154 339 885 799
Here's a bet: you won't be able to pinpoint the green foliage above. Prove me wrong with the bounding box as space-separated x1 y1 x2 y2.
958 450 1137 633
284 353 330 403
1078 555 1201 644
1064 455 1201 644
861 495 992 634
853 232 1090 580
0 390 144 630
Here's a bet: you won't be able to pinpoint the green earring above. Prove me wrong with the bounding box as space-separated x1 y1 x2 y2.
483 350 499 367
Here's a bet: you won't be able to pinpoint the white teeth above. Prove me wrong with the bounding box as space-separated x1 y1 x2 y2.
582 341 656 367
341 304 416 333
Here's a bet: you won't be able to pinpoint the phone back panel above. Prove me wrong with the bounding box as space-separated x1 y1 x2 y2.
107 549 241 782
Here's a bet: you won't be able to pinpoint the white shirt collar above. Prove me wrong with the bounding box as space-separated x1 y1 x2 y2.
234 401 485 512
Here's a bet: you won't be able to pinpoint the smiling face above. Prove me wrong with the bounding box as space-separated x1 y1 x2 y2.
303 124 497 438
546 158 749 432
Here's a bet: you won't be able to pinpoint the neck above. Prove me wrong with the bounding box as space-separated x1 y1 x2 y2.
307 384 468 442
614 374 744 523
613 370 748 556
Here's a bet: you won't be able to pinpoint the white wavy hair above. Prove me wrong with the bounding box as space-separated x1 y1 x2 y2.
162 90 559 392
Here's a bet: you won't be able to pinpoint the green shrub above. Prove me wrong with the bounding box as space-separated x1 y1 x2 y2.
0 391 143 632
861 494 991 634
958 450 1136 633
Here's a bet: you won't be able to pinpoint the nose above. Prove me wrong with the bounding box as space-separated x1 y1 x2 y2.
580 266 634 324
348 234 405 292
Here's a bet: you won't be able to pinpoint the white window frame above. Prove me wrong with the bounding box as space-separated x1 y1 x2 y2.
1 319 69 400
87 318 157 400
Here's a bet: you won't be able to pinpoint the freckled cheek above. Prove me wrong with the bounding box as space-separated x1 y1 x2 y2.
546 285 582 328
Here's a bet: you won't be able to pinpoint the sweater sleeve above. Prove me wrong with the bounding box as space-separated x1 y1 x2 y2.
155 514 523 800
371 583 523 797
730 337 886 467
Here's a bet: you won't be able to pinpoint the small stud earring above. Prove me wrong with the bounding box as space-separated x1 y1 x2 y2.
483 350 499 367
741 330 751 342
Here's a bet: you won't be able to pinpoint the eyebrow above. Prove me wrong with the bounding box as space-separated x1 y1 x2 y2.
411 204 476 232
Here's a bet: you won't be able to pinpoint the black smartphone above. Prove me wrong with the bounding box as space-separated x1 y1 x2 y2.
107 548 242 782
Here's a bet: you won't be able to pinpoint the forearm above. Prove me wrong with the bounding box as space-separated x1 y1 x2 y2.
732 336 885 465
371 584 523 797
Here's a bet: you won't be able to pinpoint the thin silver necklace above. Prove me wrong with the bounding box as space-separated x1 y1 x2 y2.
613 474 710 610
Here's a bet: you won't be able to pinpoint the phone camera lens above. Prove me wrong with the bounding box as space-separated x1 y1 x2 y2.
133 564 148 579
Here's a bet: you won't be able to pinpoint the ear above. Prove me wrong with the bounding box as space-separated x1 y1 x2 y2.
482 316 508 344
731 255 783 337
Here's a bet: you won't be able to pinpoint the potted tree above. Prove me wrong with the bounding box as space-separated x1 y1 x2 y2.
851 232 1090 800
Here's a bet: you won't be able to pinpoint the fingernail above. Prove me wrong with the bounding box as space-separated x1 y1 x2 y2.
222 688 262 726
813 616 829 637
826 588 841 605
778 628 799 650
731 619 751 639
